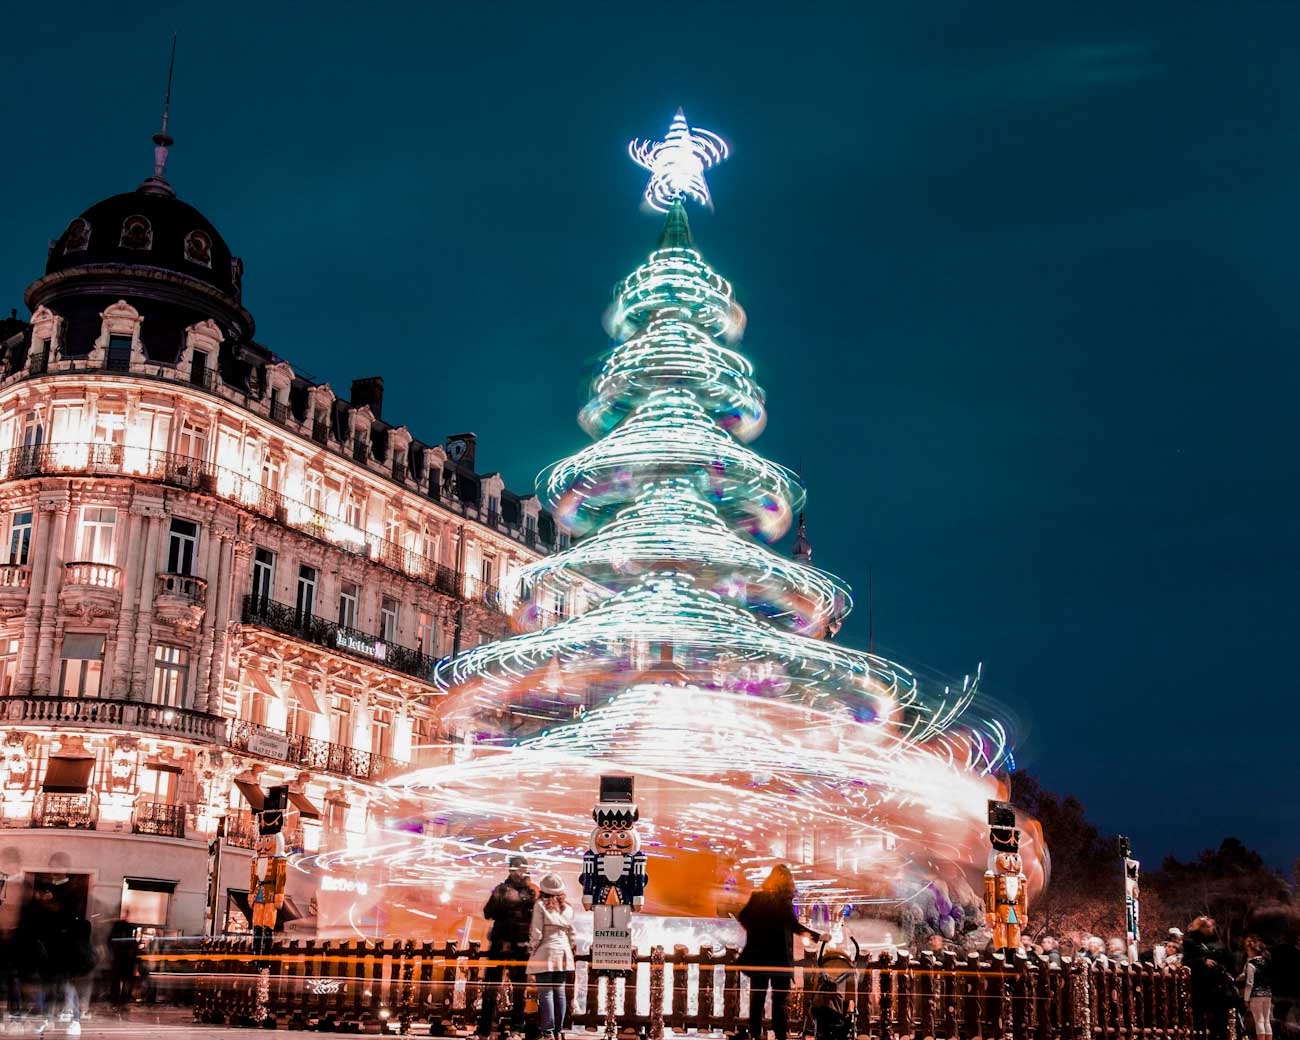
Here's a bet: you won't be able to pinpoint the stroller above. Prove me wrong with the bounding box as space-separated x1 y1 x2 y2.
805 938 859 1040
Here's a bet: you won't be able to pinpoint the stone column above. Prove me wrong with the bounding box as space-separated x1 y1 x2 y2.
30 495 71 695
109 510 145 697
15 489 69 694
195 529 235 715
206 537 248 718
128 511 165 700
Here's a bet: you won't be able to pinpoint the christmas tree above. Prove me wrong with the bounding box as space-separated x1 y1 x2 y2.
386 112 1027 926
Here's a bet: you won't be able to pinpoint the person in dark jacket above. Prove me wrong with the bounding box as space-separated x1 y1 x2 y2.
1184 916 1235 1040
472 855 538 1040
737 865 826 1040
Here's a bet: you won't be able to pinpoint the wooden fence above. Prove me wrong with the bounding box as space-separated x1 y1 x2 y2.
178 938 1195 1038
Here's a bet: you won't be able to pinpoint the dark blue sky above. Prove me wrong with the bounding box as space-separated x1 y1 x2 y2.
3 3 1298 867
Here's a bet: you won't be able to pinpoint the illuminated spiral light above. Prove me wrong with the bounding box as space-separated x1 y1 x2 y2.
629 108 730 212
321 120 1035 927
512 481 850 635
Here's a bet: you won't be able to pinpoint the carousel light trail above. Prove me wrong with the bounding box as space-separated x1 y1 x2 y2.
303 115 1039 933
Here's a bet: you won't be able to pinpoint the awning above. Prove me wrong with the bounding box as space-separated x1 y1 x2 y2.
289 680 321 715
124 877 176 893
43 756 95 793
144 760 183 774
287 789 321 819
233 778 265 811
60 634 105 660
244 667 278 699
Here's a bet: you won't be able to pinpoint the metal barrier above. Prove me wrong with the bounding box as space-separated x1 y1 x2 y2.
179 938 1195 1038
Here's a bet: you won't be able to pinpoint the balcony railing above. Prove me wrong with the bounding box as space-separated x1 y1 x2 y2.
64 560 121 589
3 695 225 742
32 791 96 829
226 717 403 783
0 564 31 588
311 419 329 445
352 438 369 464
0 442 492 613
241 594 438 684
156 571 207 604
269 399 290 426
133 799 186 838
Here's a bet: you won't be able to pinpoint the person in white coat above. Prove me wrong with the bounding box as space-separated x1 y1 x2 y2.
528 874 575 1040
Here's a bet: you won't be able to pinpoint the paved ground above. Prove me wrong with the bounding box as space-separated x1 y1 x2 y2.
1 1008 404 1037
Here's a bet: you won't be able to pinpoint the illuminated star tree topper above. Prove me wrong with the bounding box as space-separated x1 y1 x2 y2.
629 107 729 212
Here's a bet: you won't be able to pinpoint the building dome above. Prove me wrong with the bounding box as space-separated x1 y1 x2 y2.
44 186 241 301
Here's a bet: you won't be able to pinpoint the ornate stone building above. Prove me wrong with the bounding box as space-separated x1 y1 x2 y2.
0 134 581 938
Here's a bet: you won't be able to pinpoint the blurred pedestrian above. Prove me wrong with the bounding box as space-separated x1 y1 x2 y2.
1240 935 1273 1040
18 866 94 1036
1185 916 1235 1040
737 865 827 1040
1107 938 1131 966
107 918 139 1013
527 873 575 1040
471 855 536 1040
1040 936 1062 966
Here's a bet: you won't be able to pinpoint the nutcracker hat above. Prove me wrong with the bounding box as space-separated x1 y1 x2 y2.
593 774 639 827
258 784 289 836
988 825 1021 853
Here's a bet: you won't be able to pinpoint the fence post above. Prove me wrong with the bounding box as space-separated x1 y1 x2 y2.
670 944 688 1033
697 945 716 1034
897 950 915 1039
722 946 741 1034
879 950 895 1040
961 952 982 1040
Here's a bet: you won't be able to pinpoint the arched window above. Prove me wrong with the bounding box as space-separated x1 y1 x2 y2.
63 218 91 253
184 230 212 267
120 215 153 250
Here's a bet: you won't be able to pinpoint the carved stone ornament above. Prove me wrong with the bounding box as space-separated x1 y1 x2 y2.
63 218 91 253
184 229 213 267
119 214 153 250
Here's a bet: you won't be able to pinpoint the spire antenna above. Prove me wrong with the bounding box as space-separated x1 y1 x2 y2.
141 34 178 197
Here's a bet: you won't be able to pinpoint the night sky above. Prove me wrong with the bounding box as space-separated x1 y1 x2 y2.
3 3 1297 867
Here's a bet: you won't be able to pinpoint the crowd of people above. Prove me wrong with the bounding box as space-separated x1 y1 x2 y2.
918 915 1297 1040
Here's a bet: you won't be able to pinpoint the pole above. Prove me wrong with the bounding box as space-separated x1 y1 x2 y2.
1119 836 1140 962
207 815 226 936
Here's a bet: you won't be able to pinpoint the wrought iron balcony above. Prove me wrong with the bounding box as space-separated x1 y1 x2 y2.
133 799 186 839
2 695 225 742
241 594 438 685
269 399 290 426
225 717 404 783
32 791 96 829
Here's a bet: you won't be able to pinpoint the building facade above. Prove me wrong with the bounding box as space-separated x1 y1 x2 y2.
0 142 582 939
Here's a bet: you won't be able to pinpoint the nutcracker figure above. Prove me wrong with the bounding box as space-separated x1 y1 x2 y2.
983 800 1028 956
1120 836 1140 960
249 785 288 960
580 774 648 932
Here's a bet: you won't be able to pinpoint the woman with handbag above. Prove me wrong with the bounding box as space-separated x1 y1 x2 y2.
528 873 575 1040
737 865 827 1040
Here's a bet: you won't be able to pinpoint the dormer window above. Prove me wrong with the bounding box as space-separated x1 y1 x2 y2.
120 215 153 250
184 230 212 268
63 219 91 253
